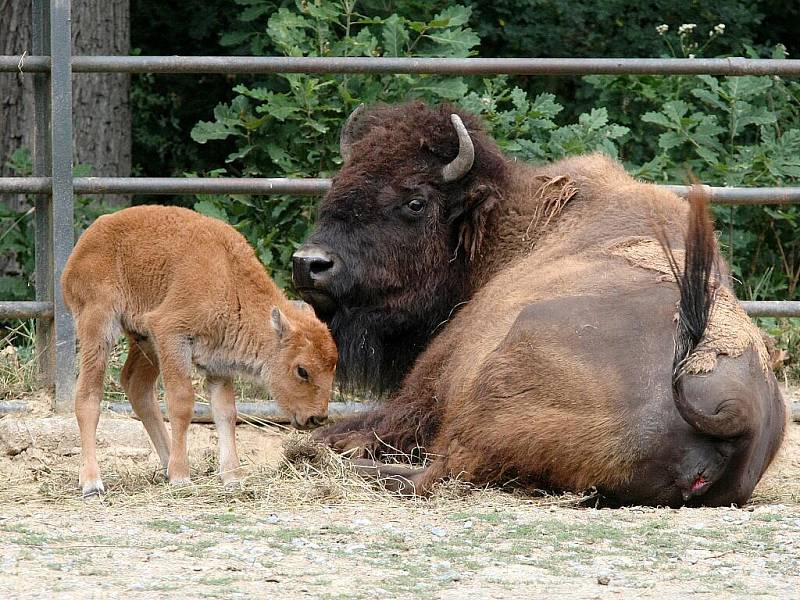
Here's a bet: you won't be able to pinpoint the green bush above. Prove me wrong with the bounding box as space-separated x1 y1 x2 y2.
190 1 632 288
188 0 798 374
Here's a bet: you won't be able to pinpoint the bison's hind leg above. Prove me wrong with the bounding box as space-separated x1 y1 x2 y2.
349 458 437 496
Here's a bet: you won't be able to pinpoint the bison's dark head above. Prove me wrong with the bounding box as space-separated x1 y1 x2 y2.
293 102 508 393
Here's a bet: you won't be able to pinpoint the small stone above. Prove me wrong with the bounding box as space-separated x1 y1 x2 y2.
463 520 474 530
266 514 279 524
192 566 203 572
131 583 145 591
352 518 371 527
597 575 611 585
429 526 447 538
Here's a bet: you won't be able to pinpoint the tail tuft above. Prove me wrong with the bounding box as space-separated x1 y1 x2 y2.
656 185 718 384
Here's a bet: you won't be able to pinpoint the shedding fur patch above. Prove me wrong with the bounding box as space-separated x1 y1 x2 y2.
606 236 771 376
522 175 578 247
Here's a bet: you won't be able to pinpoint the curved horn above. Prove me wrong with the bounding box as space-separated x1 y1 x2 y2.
442 114 475 182
340 103 366 163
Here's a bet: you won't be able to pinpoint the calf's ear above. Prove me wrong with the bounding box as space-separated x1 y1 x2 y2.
271 307 296 340
290 299 315 313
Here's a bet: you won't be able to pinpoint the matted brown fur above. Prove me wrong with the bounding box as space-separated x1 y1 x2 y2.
606 236 772 376
62 205 337 496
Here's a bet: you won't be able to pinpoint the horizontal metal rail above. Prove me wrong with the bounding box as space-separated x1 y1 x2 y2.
741 301 800 318
663 186 800 205
3 56 800 76
1 296 794 320
0 399 795 422
2 177 800 205
0 301 54 319
0 176 331 195
104 400 367 424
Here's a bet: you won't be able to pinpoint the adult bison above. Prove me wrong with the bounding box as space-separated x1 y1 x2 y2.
292 101 786 506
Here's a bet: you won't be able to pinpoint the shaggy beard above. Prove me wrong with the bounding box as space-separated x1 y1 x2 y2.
327 306 438 396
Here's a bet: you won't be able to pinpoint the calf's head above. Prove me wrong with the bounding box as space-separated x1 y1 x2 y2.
268 304 337 429
293 102 508 392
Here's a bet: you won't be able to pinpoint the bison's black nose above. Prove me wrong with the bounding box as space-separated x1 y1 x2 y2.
292 245 339 289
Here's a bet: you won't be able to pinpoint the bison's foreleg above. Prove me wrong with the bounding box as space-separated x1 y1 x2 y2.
314 394 442 460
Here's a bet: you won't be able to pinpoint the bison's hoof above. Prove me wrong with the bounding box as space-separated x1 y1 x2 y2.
328 432 379 457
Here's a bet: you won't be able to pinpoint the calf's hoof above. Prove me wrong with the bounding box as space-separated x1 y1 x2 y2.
220 468 244 488
80 478 106 498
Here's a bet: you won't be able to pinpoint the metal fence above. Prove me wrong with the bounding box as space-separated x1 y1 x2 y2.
1 0 800 414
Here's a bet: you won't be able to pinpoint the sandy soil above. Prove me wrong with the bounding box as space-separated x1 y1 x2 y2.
0 387 798 600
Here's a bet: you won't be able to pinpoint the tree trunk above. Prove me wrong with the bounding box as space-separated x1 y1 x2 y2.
0 0 131 209
0 0 35 212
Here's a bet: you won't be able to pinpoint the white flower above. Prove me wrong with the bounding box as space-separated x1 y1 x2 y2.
678 23 696 36
688 53 696 59
656 24 669 35
714 23 726 34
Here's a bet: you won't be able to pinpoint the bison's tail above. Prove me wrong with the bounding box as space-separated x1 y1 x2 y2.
657 186 748 439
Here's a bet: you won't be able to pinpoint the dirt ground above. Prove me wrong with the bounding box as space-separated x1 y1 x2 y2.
1 388 799 600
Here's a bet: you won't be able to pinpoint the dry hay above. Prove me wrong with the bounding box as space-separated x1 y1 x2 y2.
5 404 796 513
0 411 594 514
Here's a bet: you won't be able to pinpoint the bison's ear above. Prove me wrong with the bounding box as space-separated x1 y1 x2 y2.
271 307 296 340
445 182 503 261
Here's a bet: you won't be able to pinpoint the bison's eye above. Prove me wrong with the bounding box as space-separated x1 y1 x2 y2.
404 198 426 217
296 366 309 381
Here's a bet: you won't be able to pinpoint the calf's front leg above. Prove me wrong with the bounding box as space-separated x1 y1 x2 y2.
207 376 242 485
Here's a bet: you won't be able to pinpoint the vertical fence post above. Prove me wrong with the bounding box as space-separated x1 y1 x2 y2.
49 0 75 412
32 0 54 390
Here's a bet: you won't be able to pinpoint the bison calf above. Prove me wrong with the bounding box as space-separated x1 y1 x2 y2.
62 205 337 496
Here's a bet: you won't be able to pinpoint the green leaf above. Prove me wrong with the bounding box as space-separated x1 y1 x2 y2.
382 15 409 57
431 6 472 28
578 108 608 131
662 100 689 124
194 200 228 222
191 120 237 143
219 31 252 47
509 88 529 114
657 131 684 151
423 29 480 57
413 78 469 100
252 93 299 121
641 111 675 129
529 93 562 120
239 3 270 22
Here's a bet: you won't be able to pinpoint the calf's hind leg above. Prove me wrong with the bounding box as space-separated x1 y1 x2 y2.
74 308 116 497
121 338 170 472
148 321 195 485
